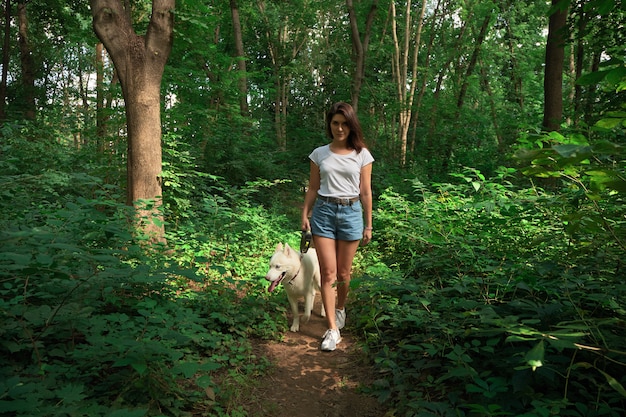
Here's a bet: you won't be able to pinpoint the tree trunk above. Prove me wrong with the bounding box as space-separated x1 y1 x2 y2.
441 11 491 172
410 0 442 157
91 0 175 243
504 6 524 110
426 2 468 164
17 1 35 120
0 0 10 121
480 62 503 150
573 4 587 127
95 42 106 150
346 0 378 113
456 14 490 111
390 0 426 167
257 1 306 149
583 52 600 127
543 0 568 132
230 0 248 116
275 68 288 150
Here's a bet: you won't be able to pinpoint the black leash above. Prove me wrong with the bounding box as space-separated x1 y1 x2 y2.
300 230 312 254
289 230 311 286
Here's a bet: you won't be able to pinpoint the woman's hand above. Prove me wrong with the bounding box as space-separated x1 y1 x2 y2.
361 228 372 245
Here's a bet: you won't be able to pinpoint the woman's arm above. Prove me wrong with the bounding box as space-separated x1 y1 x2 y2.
301 160 320 231
360 163 373 244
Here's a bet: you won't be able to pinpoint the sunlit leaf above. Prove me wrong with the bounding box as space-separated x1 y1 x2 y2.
525 340 545 371
596 118 623 129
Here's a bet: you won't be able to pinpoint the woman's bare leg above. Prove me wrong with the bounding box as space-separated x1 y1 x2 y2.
314 235 338 329
336 239 360 309
314 236 360 329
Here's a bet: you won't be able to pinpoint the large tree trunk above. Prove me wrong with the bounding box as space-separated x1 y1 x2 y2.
230 0 248 116
17 1 35 120
543 0 568 131
346 0 378 113
91 0 174 243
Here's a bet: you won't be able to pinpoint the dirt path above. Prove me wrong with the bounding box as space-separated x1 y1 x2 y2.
244 294 388 417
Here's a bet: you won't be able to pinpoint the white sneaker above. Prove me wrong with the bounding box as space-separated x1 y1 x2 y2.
320 329 341 351
335 308 346 330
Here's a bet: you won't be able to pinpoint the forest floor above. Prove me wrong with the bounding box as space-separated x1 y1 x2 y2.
242 293 390 417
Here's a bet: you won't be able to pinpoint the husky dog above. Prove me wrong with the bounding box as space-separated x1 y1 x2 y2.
265 243 325 332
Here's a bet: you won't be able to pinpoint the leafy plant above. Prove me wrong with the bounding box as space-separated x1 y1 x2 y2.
352 168 626 416
0 135 288 416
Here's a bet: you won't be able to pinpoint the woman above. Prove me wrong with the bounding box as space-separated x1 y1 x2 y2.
301 102 374 351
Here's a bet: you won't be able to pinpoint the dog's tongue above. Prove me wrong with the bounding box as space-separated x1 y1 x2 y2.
267 272 287 293
268 280 279 293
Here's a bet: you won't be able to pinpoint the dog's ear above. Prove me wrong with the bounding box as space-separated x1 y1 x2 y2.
284 243 292 255
276 243 283 251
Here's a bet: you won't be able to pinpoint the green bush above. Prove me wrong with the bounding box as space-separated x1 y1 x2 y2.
352 167 626 416
0 136 287 416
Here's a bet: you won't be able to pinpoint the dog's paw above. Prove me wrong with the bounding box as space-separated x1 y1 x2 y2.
290 317 300 332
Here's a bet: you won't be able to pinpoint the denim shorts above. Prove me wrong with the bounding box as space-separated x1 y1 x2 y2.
311 198 363 241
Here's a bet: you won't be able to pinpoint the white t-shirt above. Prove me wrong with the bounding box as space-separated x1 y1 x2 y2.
309 144 374 198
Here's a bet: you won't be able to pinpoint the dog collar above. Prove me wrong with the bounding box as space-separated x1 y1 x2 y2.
288 265 301 286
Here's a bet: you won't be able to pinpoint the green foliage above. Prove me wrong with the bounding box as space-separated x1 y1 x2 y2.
2 2 625 415
352 167 626 416
514 128 625 256
0 134 287 416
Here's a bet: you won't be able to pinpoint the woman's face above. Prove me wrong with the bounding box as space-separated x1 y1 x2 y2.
330 114 350 142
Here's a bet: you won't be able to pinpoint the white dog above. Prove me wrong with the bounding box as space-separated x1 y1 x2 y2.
265 243 325 332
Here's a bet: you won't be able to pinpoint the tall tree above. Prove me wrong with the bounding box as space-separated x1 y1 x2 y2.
543 0 568 131
17 1 35 120
425 0 468 162
91 0 175 242
230 0 248 116
0 0 10 121
441 9 492 171
409 0 443 157
256 0 313 149
390 0 427 166
95 42 106 146
501 0 525 111
346 0 378 113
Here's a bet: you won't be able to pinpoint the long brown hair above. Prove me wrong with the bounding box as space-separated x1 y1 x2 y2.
325 102 366 153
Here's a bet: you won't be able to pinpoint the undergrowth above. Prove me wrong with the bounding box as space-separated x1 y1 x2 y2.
2 121 625 416
0 192 286 416
0 134 287 416
351 158 626 416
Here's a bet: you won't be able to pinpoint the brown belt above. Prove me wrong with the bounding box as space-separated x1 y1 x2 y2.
318 195 360 206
